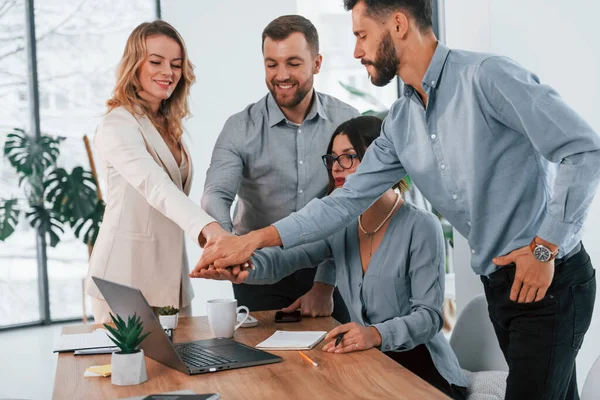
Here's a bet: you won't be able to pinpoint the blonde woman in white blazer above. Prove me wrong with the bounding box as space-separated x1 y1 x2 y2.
86 21 229 323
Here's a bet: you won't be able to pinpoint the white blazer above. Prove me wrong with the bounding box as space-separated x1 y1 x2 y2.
85 106 215 307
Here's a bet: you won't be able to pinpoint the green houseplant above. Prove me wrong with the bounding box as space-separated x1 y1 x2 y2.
104 312 152 386
0 128 104 247
157 305 180 329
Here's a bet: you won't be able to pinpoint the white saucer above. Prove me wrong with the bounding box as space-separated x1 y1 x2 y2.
237 313 258 328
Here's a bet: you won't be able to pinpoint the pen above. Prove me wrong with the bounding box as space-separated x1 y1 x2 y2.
74 347 119 355
335 333 344 347
299 351 318 367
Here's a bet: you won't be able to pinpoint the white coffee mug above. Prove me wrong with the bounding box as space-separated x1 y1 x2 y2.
206 298 249 338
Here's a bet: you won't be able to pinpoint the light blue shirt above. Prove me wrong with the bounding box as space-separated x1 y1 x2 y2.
250 202 468 387
274 42 600 276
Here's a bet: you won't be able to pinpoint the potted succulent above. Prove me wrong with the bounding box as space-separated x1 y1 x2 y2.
157 306 179 329
103 313 152 386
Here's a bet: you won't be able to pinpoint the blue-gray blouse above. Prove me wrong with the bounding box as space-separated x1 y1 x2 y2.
248 202 468 387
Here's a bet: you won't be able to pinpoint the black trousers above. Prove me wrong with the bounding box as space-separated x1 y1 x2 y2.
385 344 467 400
481 243 596 400
232 267 350 323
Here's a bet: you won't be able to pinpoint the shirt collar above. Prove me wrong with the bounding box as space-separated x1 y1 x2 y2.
401 41 451 98
267 90 327 127
422 41 450 91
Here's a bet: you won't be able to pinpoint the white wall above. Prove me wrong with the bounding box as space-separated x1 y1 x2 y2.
445 0 491 314
446 0 600 388
162 0 298 316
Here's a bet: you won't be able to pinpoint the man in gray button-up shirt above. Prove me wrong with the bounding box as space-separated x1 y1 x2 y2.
201 15 358 320
195 2 599 399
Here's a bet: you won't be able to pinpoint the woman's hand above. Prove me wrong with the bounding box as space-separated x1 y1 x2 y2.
190 264 250 284
322 322 382 354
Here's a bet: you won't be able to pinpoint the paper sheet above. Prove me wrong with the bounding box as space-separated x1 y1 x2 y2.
255 330 327 350
84 364 112 377
54 329 114 352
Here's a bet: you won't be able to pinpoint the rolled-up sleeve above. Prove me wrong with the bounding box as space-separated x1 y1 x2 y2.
373 214 445 352
477 57 600 253
201 116 244 233
313 259 336 286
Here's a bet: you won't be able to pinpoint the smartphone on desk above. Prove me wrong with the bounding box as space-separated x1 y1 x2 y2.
274 310 301 323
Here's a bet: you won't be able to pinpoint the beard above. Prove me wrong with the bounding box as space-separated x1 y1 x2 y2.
268 76 313 109
362 31 399 87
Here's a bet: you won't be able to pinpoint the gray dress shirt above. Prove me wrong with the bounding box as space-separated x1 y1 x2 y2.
202 91 358 283
274 42 600 276
249 202 468 387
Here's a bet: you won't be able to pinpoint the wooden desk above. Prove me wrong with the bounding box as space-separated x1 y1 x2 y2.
53 311 448 399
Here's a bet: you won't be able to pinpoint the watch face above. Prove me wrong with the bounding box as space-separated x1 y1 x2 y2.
534 245 551 262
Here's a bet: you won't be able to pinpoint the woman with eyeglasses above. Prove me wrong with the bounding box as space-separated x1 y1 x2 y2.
195 116 468 399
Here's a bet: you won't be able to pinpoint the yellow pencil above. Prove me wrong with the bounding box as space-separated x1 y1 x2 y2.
299 351 318 367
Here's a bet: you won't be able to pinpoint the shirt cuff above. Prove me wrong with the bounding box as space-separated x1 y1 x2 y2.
243 261 277 285
537 213 582 256
188 215 217 246
273 215 304 248
244 265 259 284
372 323 394 352
314 264 336 286
219 221 233 233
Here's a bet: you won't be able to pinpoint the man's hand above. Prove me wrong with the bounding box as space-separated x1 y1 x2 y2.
198 222 232 248
321 322 382 354
281 282 335 317
492 245 555 303
194 225 282 273
193 234 258 275
189 264 249 284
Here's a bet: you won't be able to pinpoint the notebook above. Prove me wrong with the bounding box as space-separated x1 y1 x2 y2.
53 329 115 352
255 331 327 350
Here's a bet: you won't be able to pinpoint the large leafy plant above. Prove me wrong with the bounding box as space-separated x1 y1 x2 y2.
0 128 104 247
104 313 152 354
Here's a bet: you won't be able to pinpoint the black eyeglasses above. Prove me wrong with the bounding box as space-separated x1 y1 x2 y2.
321 153 359 170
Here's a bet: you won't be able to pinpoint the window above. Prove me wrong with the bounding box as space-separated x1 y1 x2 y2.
0 0 41 327
296 0 399 114
0 0 158 328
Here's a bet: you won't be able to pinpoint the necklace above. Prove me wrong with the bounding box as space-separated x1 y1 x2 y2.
358 193 401 257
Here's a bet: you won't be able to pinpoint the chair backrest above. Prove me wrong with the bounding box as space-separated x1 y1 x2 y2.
450 294 508 372
582 353 600 400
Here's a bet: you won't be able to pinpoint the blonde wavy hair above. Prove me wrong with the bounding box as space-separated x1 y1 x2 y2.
107 20 195 143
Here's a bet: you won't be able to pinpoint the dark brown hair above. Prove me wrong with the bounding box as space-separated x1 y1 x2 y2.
262 15 319 55
344 0 433 32
325 116 409 194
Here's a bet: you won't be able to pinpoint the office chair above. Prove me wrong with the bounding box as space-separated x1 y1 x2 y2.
450 294 508 399
582 353 600 400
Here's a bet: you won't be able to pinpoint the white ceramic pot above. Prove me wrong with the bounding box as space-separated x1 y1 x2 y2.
111 349 148 386
159 313 179 329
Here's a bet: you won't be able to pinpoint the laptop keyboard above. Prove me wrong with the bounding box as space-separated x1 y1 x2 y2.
175 343 237 368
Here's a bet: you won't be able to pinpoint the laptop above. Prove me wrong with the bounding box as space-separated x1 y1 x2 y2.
92 276 282 375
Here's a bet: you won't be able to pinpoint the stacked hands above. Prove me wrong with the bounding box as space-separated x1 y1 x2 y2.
190 233 256 284
189 232 383 354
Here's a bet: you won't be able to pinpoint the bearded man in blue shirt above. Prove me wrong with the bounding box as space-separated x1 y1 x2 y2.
193 1 600 399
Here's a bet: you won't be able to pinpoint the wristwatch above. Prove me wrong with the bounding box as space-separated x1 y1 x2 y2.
529 238 559 262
